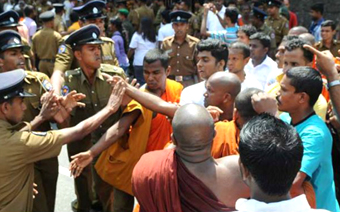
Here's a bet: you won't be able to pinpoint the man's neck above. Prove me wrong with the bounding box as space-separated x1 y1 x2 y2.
251 188 291 204
174 34 187 45
81 66 97 85
323 38 333 48
219 103 234 121
289 107 314 125
146 84 166 97
252 55 266 67
226 22 236 28
272 12 279 19
234 70 246 83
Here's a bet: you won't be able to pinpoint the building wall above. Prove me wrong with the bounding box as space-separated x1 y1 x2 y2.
290 0 340 28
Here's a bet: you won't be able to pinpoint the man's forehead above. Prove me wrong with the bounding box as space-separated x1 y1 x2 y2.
198 51 213 58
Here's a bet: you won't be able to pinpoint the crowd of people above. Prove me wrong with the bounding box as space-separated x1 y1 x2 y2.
0 0 340 212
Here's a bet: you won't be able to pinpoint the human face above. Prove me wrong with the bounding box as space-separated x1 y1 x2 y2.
197 51 221 80
213 0 224 11
0 48 25 72
321 26 336 42
309 10 319 21
143 60 169 91
172 22 189 37
76 44 102 70
3 97 26 125
249 39 267 62
282 48 310 74
179 2 188 11
204 79 225 108
228 48 248 74
237 31 250 44
275 43 285 68
284 0 290 8
267 6 277 16
86 18 105 35
276 75 300 113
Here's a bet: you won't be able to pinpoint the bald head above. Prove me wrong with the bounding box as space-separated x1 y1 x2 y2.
172 104 215 148
288 26 308 36
299 33 315 46
208 72 241 99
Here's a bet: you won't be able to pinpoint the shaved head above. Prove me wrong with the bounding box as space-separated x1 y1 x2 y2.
288 26 308 36
172 104 215 148
208 72 241 99
298 33 315 46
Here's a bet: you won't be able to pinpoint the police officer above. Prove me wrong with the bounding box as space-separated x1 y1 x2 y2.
127 0 154 31
179 0 200 37
52 3 67 35
315 20 340 57
62 25 125 212
51 0 119 96
265 0 289 47
0 10 36 71
161 10 200 87
0 68 125 212
251 7 277 58
0 30 58 212
32 11 63 77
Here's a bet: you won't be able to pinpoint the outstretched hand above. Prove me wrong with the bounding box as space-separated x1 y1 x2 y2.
39 90 60 121
106 78 126 113
59 91 86 112
69 151 93 178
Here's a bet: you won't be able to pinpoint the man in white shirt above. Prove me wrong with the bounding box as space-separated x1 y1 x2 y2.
22 5 37 42
180 39 228 106
157 10 174 42
205 0 226 31
244 32 279 90
236 113 327 212
227 42 262 91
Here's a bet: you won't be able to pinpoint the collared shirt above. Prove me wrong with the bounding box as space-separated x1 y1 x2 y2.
158 23 175 42
244 55 278 90
206 6 226 31
235 195 328 212
161 35 199 76
241 74 263 91
209 26 239 45
180 80 206 106
280 113 340 212
22 17 37 38
111 31 129 66
0 120 63 212
315 40 340 57
129 32 157 66
310 18 324 42
32 27 63 60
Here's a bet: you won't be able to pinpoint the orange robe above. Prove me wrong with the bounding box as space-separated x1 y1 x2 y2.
211 120 240 158
95 79 183 195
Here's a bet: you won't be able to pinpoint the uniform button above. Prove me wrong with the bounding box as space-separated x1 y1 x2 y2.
92 91 95 94
177 70 179 72
177 61 179 64
100 125 102 128
177 53 179 56
94 104 98 107
177 46 180 49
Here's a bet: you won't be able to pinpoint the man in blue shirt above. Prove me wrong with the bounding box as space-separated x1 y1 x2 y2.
277 66 339 211
309 3 324 42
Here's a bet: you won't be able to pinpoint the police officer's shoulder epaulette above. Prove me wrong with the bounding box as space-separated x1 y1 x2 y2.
65 68 81 82
187 34 200 43
100 36 114 44
25 71 49 81
62 34 70 41
100 64 126 78
335 40 340 45
163 35 174 42
315 41 322 47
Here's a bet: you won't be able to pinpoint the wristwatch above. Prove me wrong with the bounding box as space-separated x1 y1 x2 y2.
327 80 340 90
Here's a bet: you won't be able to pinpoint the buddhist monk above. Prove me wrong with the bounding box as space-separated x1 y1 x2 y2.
69 48 183 212
132 104 250 212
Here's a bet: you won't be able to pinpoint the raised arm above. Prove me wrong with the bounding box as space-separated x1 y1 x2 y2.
200 4 211 37
304 45 340 120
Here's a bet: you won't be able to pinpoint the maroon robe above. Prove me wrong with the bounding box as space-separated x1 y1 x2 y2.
132 149 233 212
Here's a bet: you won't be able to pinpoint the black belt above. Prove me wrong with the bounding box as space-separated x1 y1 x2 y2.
169 75 194 82
40 59 55 63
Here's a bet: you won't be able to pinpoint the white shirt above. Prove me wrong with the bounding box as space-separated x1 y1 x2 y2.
158 23 175 42
22 17 37 38
244 56 278 91
241 74 263 91
129 32 157 66
206 6 226 31
235 195 329 212
180 81 206 106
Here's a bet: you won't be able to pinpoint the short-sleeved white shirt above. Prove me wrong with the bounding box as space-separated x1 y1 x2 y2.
158 23 175 42
180 81 206 106
129 32 157 66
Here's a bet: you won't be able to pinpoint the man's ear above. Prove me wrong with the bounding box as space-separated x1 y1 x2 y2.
244 56 250 65
218 60 226 71
0 57 4 70
233 107 239 120
223 92 231 103
74 50 82 61
166 66 171 77
238 158 250 182
0 102 10 115
171 133 177 146
299 92 309 105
